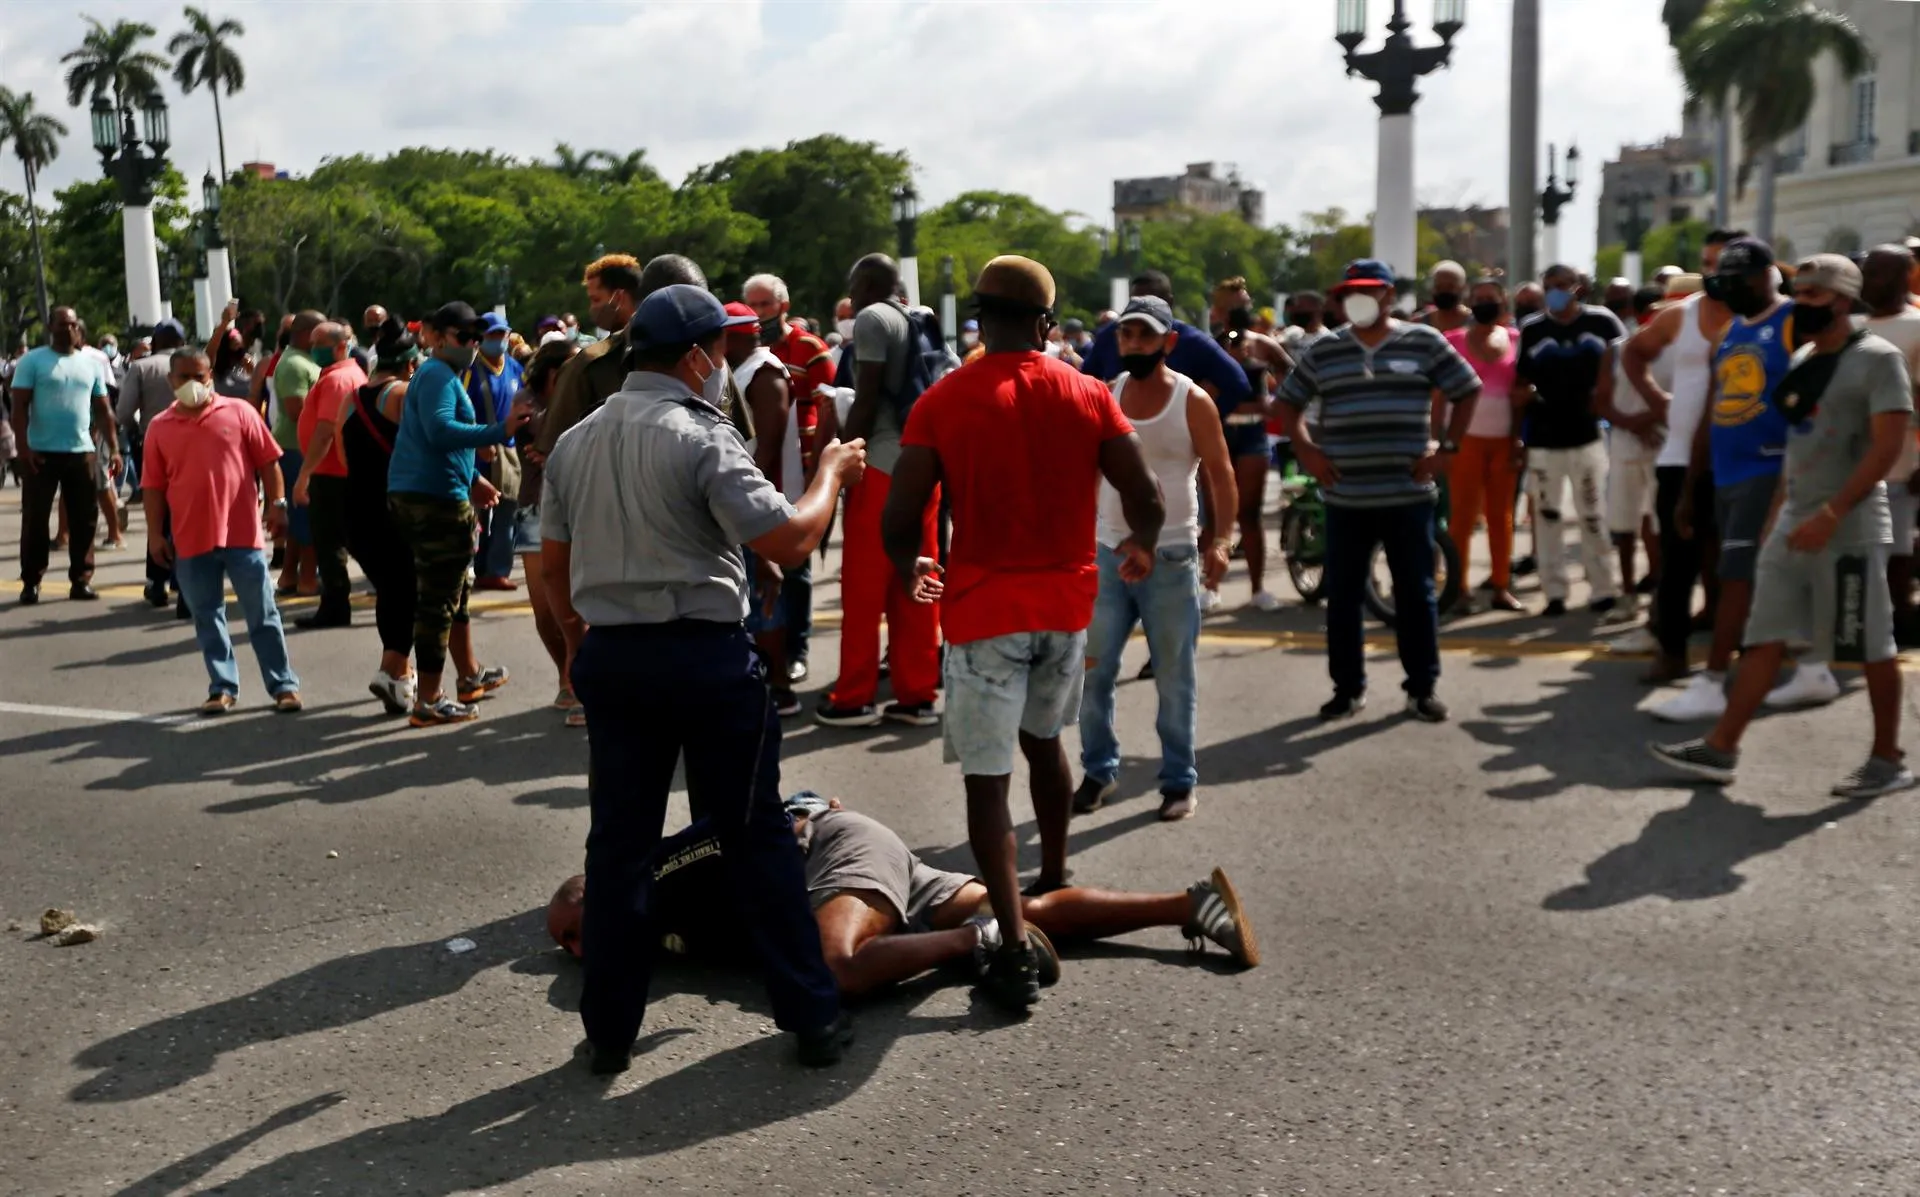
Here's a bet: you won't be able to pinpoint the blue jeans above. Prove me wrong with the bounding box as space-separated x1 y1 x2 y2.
174 547 300 698
1325 500 1439 699
1079 543 1201 790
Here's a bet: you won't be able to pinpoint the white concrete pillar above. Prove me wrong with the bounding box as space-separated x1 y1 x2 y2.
1109 277 1129 315
1541 222 1561 271
192 276 212 341
899 256 921 309
939 292 956 346
204 247 234 322
158 300 174 324
122 204 162 329
1623 250 1645 289
1374 112 1418 282
493 303 507 319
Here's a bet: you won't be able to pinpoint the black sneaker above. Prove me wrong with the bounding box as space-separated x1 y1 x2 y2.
795 1011 855 1067
1404 694 1449 723
1543 599 1567 617
1589 596 1618 616
1513 554 1537 577
1319 692 1366 721
69 583 98 601
962 916 1062 988
575 1039 631 1076
1136 660 1155 681
269 547 285 570
1634 573 1658 595
1158 789 1197 820
979 942 1041 1013
815 700 883 728
883 700 939 727
1647 738 1737 784
144 582 169 609
19 583 38 606
772 689 802 718
1072 776 1117 814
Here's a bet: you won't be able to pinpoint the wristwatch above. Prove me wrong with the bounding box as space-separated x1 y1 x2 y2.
1439 439 1460 454
270 498 289 510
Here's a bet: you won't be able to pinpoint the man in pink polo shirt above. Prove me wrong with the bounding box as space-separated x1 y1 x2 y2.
143 347 304 716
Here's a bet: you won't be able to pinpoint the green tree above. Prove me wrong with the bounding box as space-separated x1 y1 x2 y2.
0 86 66 330
1641 218 1711 274
0 190 46 349
692 135 911 318
169 6 246 182
585 148 659 186
1677 0 1870 240
919 191 1103 318
61 15 170 114
1595 243 1626 283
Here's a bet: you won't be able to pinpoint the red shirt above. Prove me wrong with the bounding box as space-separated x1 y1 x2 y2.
142 396 284 559
901 352 1133 644
297 358 367 477
771 324 835 473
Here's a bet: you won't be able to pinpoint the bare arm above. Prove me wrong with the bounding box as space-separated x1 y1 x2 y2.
1621 303 1681 415
1099 431 1166 554
843 359 885 443
143 486 171 565
882 443 942 586
1188 389 1236 586
747 368 790 484
1440 385 1479 446
1591 345 1624 425
540 539 588 668
749 440 862 568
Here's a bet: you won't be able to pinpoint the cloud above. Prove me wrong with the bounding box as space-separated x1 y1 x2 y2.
0 0 1686 274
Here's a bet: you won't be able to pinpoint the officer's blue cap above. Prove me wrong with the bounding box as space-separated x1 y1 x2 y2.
627 284 756 347
783 790 832 819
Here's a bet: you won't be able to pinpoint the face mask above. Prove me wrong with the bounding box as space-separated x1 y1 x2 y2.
1470 301 1503 326
1544 287 1575 315
436 342 476 370
1513 303 1543 322
1119 350 1165 380
172 379 212 410
1343 293 1383 328
1722 278 1770 319
1432 291 1462 311
103 344 119 361
480 336 507 359
688 347 729 406
757 315 785 347
835 318 855 341
310 345 338 368
1791 300 1838 340
1288 310 1315 328
959 332 979 349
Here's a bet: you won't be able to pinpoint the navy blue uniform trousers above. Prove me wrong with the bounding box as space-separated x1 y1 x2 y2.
570 619 839 1051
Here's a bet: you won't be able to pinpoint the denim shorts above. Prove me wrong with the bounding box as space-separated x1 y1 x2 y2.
942 630 1087 776
741 546 787 635
512 502 543 554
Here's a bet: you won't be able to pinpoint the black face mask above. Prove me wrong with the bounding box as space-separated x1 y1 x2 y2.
1470 301 1503 326
1288 310 1316 328
1513 304 1542 322
757 315 784 347
1119 351 1165 380
1721 278 1770 318
1432 291 1462 311
1791 300 1838 340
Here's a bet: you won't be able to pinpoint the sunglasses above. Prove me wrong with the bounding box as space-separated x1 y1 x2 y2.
437 327 481 345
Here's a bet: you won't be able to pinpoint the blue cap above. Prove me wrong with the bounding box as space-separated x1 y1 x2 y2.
961 318 978 331
478 312 510 336
1337 259 1396 290
153 317 187 341
628 284 754 347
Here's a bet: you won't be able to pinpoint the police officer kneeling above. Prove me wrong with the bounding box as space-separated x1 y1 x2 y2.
541 283 867 1072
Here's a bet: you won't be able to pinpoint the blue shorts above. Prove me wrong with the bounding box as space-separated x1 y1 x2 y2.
942 631 1087 776
512 502 542 554
1225 417 1269 461
742 546 787 635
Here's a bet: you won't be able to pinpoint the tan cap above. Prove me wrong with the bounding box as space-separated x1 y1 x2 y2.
1794 253 1863 300
1663 272 1704 298
973 255 1056 312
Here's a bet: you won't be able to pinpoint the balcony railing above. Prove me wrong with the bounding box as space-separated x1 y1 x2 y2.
1829 139 1877 166
1777 150 1806 175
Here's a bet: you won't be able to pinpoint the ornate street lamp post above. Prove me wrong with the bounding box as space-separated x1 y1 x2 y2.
189 219 214 341
1336 0 1466 287
157 247 179 325
484 262 513 319
92 92 173 332
937 254 956 348
1539 142 1579 267
892 183 921 308
200 171 235 324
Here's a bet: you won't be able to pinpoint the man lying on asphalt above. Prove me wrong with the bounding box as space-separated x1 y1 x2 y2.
547 792 1258 998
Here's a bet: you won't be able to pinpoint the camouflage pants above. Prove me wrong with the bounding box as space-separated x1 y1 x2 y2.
388 494 475 675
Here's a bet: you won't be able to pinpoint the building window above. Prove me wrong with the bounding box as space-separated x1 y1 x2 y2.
1853 75 1876 146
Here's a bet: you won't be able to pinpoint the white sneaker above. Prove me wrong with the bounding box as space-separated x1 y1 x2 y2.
369 671 415 716
1651 672 1728 723
1605 627 1660 654
1764 662 1841 709
1250 590 1283 613
1201 588 1223 613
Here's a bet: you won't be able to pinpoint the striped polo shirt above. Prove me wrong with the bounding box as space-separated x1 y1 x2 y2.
1278 321 1480 508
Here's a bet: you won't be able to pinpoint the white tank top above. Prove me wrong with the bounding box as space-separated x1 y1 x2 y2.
1658 293 1715 469
1099 373 1198 549
736 348 805 502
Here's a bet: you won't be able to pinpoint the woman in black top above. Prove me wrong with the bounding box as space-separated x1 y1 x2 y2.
339 318 421 715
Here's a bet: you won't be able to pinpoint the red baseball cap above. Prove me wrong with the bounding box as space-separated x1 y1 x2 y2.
723 301 759 325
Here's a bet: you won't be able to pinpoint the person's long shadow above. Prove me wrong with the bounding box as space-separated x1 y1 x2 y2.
113 1005 971 1197
1543 789 1871 910
1459 658 1678 801
70 910 546 1103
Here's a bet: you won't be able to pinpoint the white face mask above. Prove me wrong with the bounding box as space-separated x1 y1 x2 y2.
173 379 213 410
835 318 855 342
1343 293 1383 328
703 351 730 409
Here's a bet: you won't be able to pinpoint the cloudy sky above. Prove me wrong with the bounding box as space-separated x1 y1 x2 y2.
3 0 1687 272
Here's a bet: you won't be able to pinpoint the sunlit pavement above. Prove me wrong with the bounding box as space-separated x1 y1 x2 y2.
3 484 1918 1194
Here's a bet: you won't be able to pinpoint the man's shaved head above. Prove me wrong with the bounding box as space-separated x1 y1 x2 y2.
310 322 347 350
548 875 585 959
290 309 325 348
848 253 899 311
638 254 707 299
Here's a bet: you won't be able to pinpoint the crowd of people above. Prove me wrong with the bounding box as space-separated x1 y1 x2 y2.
7 225 1919 1069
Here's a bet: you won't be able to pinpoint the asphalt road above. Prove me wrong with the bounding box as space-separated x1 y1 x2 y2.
2 485 1918 1196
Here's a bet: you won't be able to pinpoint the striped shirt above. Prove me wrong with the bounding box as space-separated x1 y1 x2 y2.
1278 322 1479 508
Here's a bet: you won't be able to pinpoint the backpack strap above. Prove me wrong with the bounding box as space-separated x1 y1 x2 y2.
352 383 398 456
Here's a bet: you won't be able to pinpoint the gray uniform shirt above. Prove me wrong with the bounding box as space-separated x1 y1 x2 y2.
541 371 795 625
1779 333 1915 546
853 299 910 474
115 351 175 428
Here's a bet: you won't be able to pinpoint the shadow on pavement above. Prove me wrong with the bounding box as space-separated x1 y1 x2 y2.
1543 789 1871 910
1459 658 1674 800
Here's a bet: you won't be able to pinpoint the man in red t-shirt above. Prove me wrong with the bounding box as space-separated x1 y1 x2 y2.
289 322 366 628
882 255 1163 1012
143 347 303 716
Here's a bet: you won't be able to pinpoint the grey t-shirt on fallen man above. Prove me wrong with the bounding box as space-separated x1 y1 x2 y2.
852 299 911 475
1778 332 1915 546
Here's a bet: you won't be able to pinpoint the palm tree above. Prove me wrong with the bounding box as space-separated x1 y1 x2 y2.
551 142 595 180
61 15 170 118
0 86 66 331
169 6 245 182
586 148 659 186
1677 0 1870 240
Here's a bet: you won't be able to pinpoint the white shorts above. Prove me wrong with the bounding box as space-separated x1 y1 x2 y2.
1606 436 1656 536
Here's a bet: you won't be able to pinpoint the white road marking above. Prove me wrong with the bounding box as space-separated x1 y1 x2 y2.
0 700 195 726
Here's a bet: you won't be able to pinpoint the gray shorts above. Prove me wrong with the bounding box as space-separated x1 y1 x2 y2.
1715 475 1778 584
942 630 1087 776
1889 485 1917 557
803 809 975 930
1746 537 1897 664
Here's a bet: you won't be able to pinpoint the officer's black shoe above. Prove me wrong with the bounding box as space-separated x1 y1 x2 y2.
19 583 39 606
796 1012 855 1068
575 1039 631 1076
69 582 98 601
979 942 1041 1014
144 582 169 609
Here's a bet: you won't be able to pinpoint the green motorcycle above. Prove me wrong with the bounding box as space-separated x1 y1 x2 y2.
1280 472 1463 621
